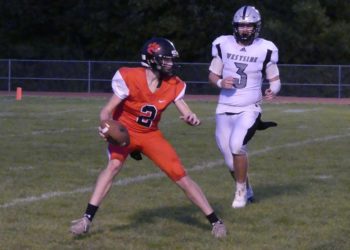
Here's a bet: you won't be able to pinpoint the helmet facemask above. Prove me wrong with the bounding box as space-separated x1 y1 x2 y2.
150 54 178 77
233 22 260 45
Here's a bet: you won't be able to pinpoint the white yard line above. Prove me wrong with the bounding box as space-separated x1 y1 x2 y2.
283 108 320 113
1 133 349 209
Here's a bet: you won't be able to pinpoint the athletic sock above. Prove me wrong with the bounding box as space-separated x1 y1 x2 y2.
236 181 246 191
206 212 221 225
84 203 99 221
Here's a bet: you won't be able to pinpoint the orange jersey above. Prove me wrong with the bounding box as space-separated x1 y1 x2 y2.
112 67 186 133
108 67 187 181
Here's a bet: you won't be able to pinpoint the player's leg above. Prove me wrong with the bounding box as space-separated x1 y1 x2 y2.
89 158 124 206
215 114 235 172
70 144 129 235
175 175 213 215
176 175 227 238
231 153 248 208
142 131 226 238
142 131 209 211
216 114 251 205
230 111 259 208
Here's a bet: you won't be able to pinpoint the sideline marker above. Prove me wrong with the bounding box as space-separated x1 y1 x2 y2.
16 87 22 101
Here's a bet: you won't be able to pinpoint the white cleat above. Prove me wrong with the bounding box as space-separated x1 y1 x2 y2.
232 188 247 209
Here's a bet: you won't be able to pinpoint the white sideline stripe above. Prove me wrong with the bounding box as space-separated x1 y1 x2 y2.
283 108 319 113
250 133 350 156
9 166 35 171
1 133 349 209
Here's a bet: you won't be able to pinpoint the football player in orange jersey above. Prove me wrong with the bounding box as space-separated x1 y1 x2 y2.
70 38 227 238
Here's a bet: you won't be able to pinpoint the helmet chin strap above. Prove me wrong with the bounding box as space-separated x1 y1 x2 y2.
148 67 165 88
157 76 163 88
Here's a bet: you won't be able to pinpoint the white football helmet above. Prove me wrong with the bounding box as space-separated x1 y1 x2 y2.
232 6 261 45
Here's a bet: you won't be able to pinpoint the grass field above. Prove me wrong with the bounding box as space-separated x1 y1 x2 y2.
0 95 349 250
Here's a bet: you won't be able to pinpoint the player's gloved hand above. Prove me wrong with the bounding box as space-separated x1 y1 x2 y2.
180 113 201 126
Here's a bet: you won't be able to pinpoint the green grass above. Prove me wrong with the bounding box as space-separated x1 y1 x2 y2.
1 96 350 250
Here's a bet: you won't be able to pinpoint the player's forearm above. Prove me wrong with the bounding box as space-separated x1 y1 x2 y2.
209 72 221 88
268 76 281 95
100 95 122 121
100 109 111 121
175 99 192 116
175 99 201 126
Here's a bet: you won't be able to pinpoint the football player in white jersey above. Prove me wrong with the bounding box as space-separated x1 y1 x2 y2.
208 5 281 208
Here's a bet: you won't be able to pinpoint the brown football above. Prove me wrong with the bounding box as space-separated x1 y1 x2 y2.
100 120 130 147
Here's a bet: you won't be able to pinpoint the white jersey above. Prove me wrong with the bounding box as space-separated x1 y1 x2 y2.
211 35 278 114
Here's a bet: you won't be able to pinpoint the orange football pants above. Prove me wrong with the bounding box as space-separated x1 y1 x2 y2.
108 129 187 181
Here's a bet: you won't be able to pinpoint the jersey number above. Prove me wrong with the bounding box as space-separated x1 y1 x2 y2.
137 105 157 127
234 62 248 89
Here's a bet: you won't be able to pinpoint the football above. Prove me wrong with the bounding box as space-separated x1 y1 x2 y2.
100 120 130 147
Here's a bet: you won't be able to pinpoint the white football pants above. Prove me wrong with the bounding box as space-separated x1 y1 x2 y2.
215 111 260 171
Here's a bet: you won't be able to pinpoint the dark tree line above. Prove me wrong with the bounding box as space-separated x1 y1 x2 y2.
1 0 350 64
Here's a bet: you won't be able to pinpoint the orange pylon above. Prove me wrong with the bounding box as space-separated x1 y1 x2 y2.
16 87 22 101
